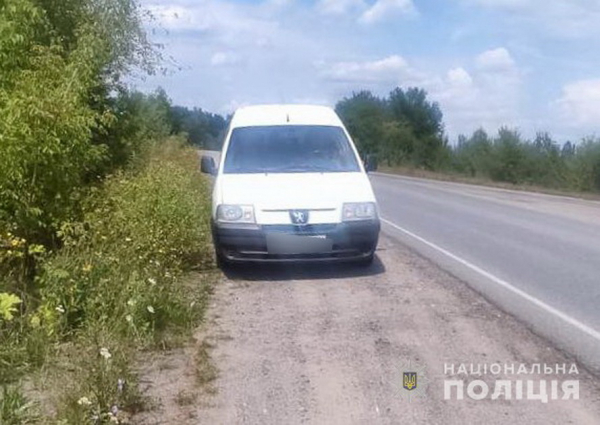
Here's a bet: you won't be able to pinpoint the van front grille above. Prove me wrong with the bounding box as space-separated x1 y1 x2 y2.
262 224 338 235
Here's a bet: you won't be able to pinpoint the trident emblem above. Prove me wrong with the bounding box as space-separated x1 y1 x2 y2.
403 372 417 391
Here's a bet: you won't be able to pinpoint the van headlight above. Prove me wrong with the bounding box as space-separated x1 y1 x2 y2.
217 205 256 223
342 202 377 221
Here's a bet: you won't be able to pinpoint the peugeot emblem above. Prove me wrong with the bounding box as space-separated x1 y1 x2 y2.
290 210 309 225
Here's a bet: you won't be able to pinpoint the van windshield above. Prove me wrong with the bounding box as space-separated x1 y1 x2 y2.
222 125 361 174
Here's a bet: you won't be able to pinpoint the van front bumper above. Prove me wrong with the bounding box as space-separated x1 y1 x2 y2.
212 220 380 263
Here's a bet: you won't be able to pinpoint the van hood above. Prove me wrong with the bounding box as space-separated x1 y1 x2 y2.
217 172 376 210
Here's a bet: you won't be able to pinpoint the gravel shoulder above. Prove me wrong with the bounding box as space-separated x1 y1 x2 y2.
134 234 600 424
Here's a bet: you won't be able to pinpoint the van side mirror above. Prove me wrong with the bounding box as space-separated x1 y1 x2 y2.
201 155 217 175
365 154 378 172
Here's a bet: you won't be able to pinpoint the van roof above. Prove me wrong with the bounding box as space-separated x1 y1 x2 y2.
230 104 343 128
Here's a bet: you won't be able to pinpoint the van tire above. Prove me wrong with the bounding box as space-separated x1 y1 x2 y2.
355 252 375 267
215 247 230 270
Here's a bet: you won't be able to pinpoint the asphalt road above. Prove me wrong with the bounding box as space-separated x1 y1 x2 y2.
371 172 600 371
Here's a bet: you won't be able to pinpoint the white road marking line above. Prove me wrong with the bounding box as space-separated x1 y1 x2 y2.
380 217 600 342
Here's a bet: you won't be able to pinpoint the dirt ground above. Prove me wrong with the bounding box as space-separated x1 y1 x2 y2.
133 234 600 424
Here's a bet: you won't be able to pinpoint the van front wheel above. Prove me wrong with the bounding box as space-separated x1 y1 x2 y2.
215 247 231 270
355 252 375 267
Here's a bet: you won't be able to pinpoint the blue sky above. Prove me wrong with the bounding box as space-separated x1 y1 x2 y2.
137 0 600 142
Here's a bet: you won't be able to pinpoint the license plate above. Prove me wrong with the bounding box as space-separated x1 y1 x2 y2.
266 233 333 255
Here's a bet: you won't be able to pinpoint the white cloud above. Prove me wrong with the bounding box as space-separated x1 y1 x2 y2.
462 0 600 38
139 0 361 115
146 5 199 30
359 0 416 24
317 0 365 15
219 99 248 115
467 0 527 8
321 46 523 136
557 79 600 127
446 67 474 87
137 0 599 141
475 47 515 72
210 51 240 66
266 0 293 7
318 55 433 100
319 48 523 137
424 48 523 136
322 55 411 82
146 4 204 32
146 1 279 44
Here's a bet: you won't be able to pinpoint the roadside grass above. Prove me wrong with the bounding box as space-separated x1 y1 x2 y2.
174 390 198 407
378 165 600 201
0 384 39 425
0 138 216 424
194 340 218 389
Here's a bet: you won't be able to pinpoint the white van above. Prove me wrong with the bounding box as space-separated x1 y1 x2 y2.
200 104 380 267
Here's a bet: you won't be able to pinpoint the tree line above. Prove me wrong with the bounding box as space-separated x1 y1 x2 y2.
335 89 600 192
154 88 600 193
171 85 600 193
170 105 228 150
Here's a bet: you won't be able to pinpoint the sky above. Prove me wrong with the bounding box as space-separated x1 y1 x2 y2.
136 0 600 142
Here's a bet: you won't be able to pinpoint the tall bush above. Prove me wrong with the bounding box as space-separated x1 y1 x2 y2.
0 0 160 282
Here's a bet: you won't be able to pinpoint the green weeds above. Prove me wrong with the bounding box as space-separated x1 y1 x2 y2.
0 140 215 423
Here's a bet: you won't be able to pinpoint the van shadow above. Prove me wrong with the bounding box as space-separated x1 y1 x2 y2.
221 254 386 282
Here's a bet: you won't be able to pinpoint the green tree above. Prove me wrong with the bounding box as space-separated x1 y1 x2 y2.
379 121 416 166
561 141 575 158
170 106 227 149
569 138 600 191
453 128 494 177
96 88 173 172
488 128 528 184
335 91 388 157
388 87 443 139
526 132 566 188
387 87 445 169
0 0 158 247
